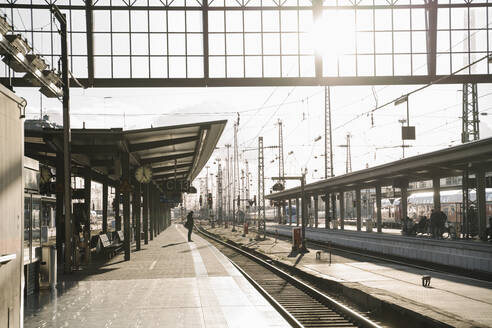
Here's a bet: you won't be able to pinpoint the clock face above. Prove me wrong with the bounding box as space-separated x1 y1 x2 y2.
135 166 152 183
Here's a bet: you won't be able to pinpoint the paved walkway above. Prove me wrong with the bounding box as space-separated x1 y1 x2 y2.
24 223 289 328
206 224 492 328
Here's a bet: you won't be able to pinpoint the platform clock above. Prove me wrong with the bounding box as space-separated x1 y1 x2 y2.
135 165 153 183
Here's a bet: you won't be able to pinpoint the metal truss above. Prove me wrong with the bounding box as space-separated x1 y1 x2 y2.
1 0 491 87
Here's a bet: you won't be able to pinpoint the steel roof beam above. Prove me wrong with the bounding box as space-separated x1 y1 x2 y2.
129 135 199 152
140 151 195 164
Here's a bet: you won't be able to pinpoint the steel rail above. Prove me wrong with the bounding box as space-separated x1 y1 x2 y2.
197 226 382 328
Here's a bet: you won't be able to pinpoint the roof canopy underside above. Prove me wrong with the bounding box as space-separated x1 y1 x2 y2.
25 120 227 187
267 137 492 200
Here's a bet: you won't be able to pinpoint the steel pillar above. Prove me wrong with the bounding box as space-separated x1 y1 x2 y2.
401 184 408 225
324 193 330 229
134 182 141 251
314 195 319 228
102 182 108 234
115 185 121 231
433 177 441 211
331 194 337 230
83 170 91 264
149 185 154 241
375 185 382 233
295 198 300 227
288 199 292 225
339 192 345 230
356 188 362 231
476 168 487 240
143 183 149 244
51 6 72 274
122 151 130 261
55 152 64 264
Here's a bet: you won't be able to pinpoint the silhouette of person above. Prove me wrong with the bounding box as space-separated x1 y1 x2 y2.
185 211 194 242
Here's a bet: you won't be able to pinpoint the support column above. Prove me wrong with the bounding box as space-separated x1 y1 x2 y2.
295 197 300 226
143 183 149 245
476 168 487 240
102 182 108 234
149 185 154 241
433 177 441 211
376 185 382 233
114 185 121 231
356 188 362 231
84 170 92 264
314 195 319 228
288 199 292 225
401 184 408 227
55 153 64 264
134 182 141 251
339 191 345 230
331 193 337 229
121 152 131 261
324 193 330 229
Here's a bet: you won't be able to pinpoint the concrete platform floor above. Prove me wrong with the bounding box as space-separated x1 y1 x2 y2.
24 224 290 328
205 223 492 328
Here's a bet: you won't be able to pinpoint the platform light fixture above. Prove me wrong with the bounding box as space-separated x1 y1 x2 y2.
4 34 31 56
39 69 62 98
488 54 492 63
0 16 12 36
314 136 322 142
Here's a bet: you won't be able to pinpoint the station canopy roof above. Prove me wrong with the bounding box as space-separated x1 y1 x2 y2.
267 137 492 200
25 120 227 187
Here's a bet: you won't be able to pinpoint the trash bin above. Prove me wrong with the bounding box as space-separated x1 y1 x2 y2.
40 245 57 290
292 227 302 250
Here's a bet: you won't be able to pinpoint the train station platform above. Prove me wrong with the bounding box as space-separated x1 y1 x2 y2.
24 223 290 328
268 224 492 275
204 224 492 328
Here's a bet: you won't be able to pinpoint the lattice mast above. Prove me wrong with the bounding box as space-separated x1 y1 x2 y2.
225 144 231 221
245 160 250 206
216 159 223 223
257 136 266 237
232 115 240 230
461 83 479 143
277 119 285 185
325 86 334 178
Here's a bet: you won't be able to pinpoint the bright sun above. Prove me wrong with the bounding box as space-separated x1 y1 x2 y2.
308 12 356 60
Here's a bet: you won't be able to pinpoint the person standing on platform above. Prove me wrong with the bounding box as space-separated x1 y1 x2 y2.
185 211 194 242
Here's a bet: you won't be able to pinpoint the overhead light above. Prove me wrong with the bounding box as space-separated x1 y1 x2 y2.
0 16 12 36
394 95 408 106
314 136 322 142
27 54 47 71
488 55 492 63
39 69 62 98
288 151 293 155
5 34 31 56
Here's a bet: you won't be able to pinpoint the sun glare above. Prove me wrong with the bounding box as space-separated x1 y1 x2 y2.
308 12 356 60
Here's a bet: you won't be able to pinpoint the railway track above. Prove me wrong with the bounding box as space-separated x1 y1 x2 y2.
197 226 382 328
